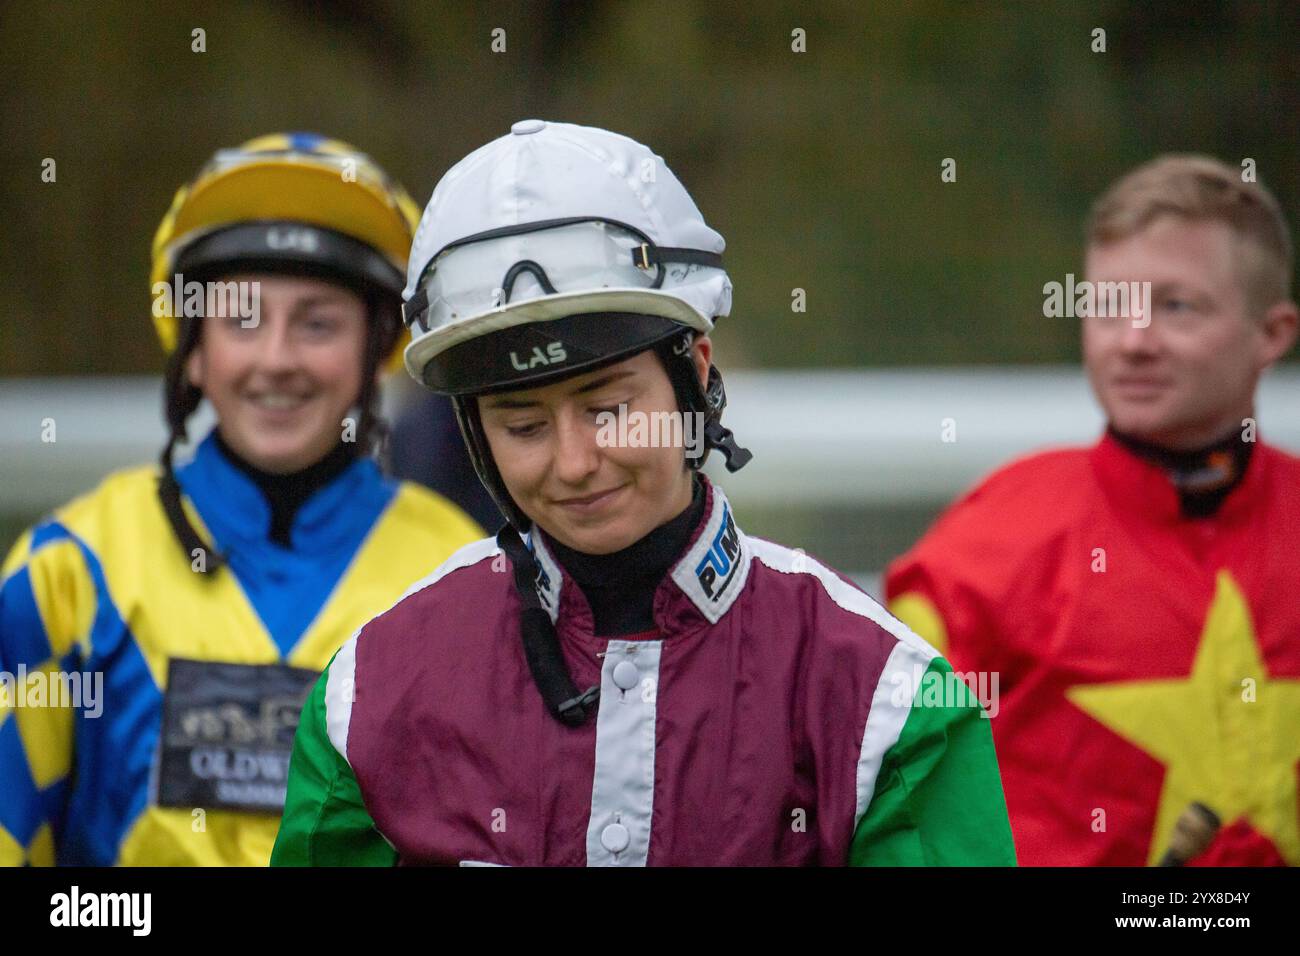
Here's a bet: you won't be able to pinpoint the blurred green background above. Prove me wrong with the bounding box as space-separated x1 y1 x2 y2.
3 0 1296 376
2 0 1297 575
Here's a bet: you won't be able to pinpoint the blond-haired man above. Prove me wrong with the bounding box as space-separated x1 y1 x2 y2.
887 155 1299 866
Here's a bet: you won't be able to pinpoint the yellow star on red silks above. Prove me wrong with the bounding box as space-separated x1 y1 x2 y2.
1066 570 1300 865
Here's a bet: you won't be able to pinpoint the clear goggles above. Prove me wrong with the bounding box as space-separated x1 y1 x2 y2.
402 217 723 334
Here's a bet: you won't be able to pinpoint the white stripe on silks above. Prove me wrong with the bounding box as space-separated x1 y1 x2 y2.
746 537 942 660
586 640 662 867
324 635 358 763
743 537 941 826
397 535 501 604
323 537 502 765
852 640 937 826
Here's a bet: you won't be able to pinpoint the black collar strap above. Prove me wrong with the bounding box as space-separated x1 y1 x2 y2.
1108 425 1254 519
497 524 600 727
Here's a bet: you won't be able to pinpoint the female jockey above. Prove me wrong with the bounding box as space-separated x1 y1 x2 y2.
273 121 1015 866
0 133 482 865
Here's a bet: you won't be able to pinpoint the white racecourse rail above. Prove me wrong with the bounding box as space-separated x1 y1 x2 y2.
1 367 1298 514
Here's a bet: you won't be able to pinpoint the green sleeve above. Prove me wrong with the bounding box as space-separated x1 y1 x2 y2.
849 656 1017 866
271 659 397 867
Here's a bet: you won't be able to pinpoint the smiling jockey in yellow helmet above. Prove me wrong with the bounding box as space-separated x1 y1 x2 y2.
0 133 482 866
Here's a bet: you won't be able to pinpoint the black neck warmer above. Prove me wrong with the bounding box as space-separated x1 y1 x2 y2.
1109 425 1255 519
547 477 706 636
213 431 358 547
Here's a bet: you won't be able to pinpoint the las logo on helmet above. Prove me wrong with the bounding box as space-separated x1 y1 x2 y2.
510 342 567 371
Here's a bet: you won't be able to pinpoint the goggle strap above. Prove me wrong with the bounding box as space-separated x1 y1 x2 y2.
403 287 430 331
632 244 724 271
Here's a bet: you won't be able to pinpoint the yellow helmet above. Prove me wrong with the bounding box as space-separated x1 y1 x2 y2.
150 132 421 368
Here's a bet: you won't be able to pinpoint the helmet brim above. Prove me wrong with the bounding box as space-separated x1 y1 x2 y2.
404 288 712 386
416 310 693 396
173 221 406 299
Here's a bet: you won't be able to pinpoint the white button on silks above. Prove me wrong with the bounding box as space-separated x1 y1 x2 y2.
601 822 631 853
612 660 639 690
511 119 545 135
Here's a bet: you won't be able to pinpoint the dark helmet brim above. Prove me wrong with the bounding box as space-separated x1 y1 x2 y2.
420 311 687 396
173 220 406 301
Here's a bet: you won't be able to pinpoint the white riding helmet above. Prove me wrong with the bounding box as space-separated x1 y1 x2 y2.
402 119 733 392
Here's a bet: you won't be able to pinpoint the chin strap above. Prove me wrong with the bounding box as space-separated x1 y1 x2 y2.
157 436 226 574
496 524 600 727
702 364 752 472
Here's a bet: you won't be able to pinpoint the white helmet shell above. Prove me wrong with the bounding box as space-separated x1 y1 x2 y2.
402 120 731 382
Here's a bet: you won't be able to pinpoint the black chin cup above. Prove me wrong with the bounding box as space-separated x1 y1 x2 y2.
657 334 753 474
